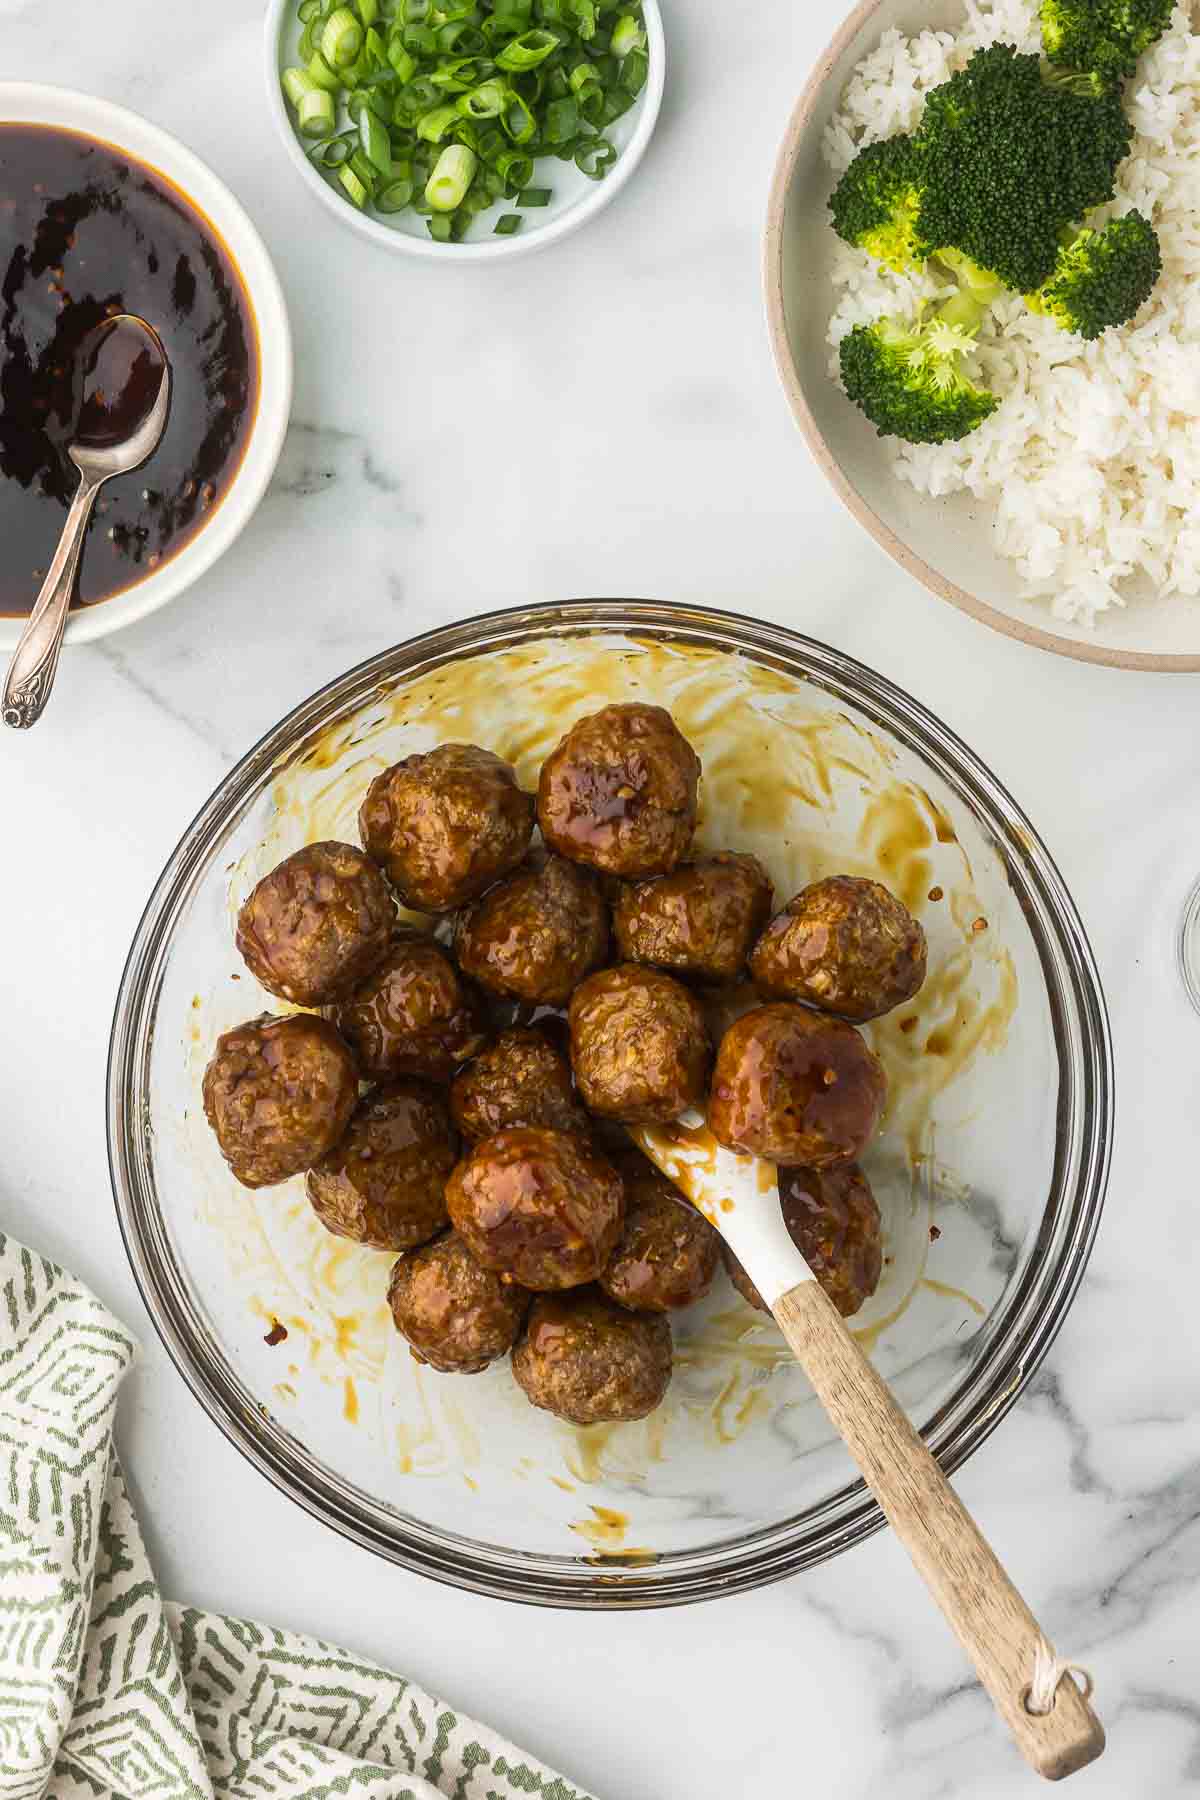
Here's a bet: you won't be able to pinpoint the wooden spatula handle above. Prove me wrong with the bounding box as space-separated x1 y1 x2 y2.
774 1280 1104 1782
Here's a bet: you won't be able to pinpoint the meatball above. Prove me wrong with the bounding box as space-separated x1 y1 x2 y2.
599 1151 719 1313
334 934 486 1081
708 1002 885 1166
569 965 709 1124
446 1128 624 1290
202 1013 358 1190
388 1232 531 1373
306 1081 457 1251
613 852 773 985
725 1163 883 1319
450 1029 588 1142
235 841 396 1007
455 852 609 1005
750 875 927 1023
359 743 534 913
512 1289 673 1425
537 703 701 879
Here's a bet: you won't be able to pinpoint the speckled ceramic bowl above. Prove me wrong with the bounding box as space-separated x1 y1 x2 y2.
108 600 1112 1605
764 0 1200 671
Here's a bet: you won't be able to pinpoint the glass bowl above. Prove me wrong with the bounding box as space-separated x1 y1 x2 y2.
108 600 1113 1607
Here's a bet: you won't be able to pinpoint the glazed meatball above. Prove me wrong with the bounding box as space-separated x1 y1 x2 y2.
512 1289 673 1425
455 852 609 1005
599 1151 719 1313
388 1232 531 1373
450 1029 588 1142
708 1002 885 1167
725 1163 883 1319
334 934 486 1081
306 1081 457 1251
537 703 701 879
359 743 534 913
202 1013 359 1190
447 1127 624 1290
750 875 927 1022
569 965 709 1124
235 841 396 1007
613 853 773 985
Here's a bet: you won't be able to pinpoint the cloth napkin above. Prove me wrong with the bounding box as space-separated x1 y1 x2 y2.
0 1233 594 1800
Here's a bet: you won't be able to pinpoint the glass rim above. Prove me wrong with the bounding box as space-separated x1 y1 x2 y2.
107 598 1114 1608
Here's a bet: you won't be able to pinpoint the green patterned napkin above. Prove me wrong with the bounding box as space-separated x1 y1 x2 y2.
0 1235 594 1800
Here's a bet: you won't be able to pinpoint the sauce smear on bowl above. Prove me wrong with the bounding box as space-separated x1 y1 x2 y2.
0 123 259 616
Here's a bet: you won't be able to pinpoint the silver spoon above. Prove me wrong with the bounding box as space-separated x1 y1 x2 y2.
3 314 171 731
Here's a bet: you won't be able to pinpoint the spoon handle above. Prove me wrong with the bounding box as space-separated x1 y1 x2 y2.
3 470 103 730
774 1279 1105 1781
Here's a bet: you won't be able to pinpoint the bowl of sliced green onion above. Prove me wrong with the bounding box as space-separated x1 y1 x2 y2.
265 0 663 257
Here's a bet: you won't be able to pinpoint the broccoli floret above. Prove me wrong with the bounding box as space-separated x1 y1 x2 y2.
839 292 999 444
1041 0 1174 86
913 44 1133 292
1025 210 1162 336
829 136 933 272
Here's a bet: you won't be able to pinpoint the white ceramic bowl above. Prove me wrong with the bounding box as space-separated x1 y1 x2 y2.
0 83 292 652
764 0 1200 673
264 0 664 262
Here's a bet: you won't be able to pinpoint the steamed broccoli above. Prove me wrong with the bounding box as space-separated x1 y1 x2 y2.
1041 0 1174 86
829 135 932 272
839 290 999 444
829 46 1133 294
912 45 1133 292
1025 210 1162 336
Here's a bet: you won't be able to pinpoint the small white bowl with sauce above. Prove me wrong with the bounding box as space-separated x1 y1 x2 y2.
0 83 292 651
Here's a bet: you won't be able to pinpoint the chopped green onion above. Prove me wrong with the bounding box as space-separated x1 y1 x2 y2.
299 87 336 134
575 134 616 177
620 46 647 94
457 77 507 117
282 66 317 109
388 38 416 80
307 49 342 91
322 6 364 66
416 102 461 141
495 28 560 70
376 176 415 211
493 147 533 186
403 22 438 51
359 107 392 173
282 0 646 238
543 96 578 142
339 164 371 207
502 90 536 142
610 12 644 57
425 141 477 209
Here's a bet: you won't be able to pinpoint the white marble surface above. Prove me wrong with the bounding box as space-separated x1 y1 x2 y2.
3 1 1199 1794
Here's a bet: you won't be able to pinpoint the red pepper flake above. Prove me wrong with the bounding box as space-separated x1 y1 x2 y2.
972 916 988 935
928 886 944 903
264 1318 288 1347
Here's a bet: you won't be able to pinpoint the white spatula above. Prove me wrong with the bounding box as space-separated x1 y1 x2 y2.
631 1108 1104 1783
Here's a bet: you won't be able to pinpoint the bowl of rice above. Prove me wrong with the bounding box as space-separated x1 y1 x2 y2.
765 0 1200 671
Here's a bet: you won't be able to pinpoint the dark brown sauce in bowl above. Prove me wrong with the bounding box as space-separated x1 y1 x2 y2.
0 123 259 616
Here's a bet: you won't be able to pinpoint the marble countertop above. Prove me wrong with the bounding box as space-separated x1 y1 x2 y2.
3 1 1198 1794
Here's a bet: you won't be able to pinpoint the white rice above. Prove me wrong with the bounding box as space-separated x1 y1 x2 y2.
824 0 1200 624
